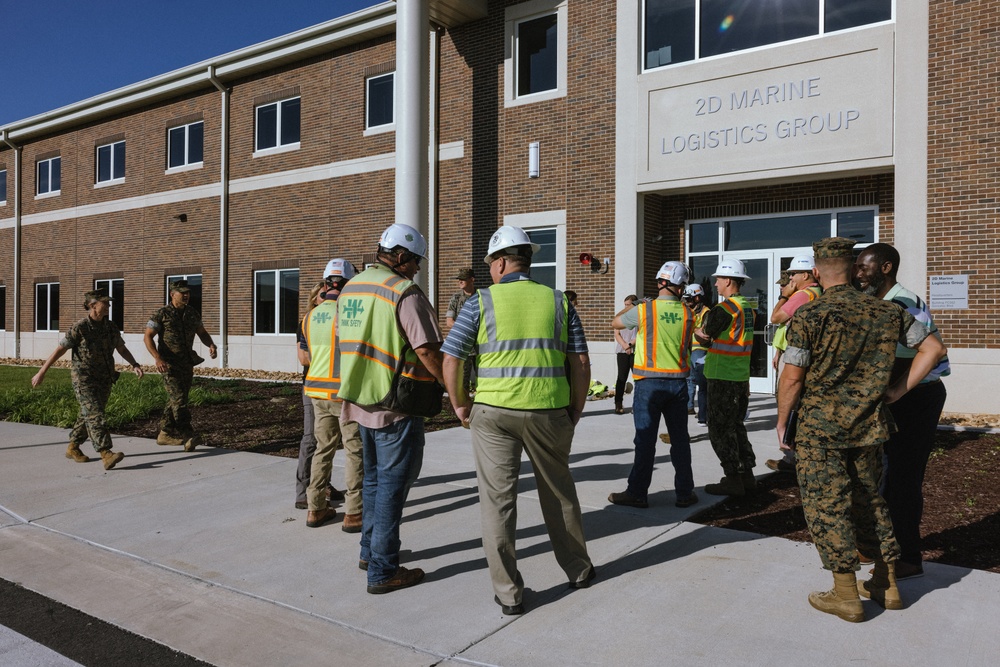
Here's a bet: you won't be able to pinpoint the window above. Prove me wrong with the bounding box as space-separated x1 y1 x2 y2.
37 157 61 196
254 269 299 335
96 141 125 184
94 278 125 330
167 121 204 170
526 228 557 289
165 274 203 314
1 169 7 204
35 282 60 332
366 73 395 130
255 97 301 152
643 0 892 70
504 0 568 107
687 208 877 255
502 209 567 289
0 285 6 330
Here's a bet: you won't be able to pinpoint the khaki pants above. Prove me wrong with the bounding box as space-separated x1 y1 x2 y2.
308 399 363 514
469 404 593 605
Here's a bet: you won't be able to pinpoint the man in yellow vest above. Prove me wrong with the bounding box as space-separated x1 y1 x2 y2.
766 255 821 473
683 283 709 424
301 258 363 532
338 223 444 595
695 259 757 496
608 261 698 509
441 226 595 616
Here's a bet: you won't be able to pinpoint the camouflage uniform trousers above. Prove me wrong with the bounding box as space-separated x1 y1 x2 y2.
797 443 900 572
706 378 755 476
160 365 195 438
70 378 114 453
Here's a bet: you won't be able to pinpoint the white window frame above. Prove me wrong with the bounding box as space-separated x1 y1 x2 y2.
36 156 61 198
364 72 396 136
165 273 203 315
0 168 7 205
35 282 60 332
254 97 301 156
95 140 126 187
166 121 204 173
253 268 300 335
94 278 124 330
502 210 567 290
504 0 568 108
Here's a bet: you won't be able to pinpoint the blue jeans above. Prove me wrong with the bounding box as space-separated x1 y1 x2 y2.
359 417 424 585
627 378 694 500
687 350 707 420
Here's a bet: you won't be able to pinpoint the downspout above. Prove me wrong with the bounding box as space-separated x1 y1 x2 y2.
427 25 441 307
1 130 21 359
208 66 230 368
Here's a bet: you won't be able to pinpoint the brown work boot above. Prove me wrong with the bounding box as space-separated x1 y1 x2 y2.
342 512 363 533
704 475 745 496
66 443 90 463
858 560 903 610
366 566 425 594
306 507 337 528
156 430 185 447
809 572 864 623
100 449 125 470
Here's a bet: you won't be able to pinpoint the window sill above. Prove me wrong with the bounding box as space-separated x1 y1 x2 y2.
253 143 300 158
504 87 566 108
364 124 395 137
94 178 125 189
165 162 203 175
34 191 61 200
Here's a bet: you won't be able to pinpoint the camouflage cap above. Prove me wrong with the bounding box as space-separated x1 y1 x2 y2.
83 290 112 304
812 236 856 260
775 271 791 287
454 268 474 280
169 280 191 293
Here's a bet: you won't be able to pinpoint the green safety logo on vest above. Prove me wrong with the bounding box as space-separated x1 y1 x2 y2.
660 312 682 324
341 298 365 326
312 310 333 324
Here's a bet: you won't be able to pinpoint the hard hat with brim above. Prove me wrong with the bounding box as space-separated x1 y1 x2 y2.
712 259 750 279
483 226 541 264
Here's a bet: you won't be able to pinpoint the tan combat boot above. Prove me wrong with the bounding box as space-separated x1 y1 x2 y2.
66 443 90 463
858 560 903 610
100 449 125 470
156 430 185 447
183 434 202 452
809 572 864 623
704 475 745 496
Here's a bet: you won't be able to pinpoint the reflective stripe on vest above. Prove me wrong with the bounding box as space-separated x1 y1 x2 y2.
337 264 435 407
705 295 754 382
633 299 692 381
475 281 570 409
302 299 341 400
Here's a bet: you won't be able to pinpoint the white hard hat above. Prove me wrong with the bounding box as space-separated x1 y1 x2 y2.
712 258 750 280
683 283 704 298
379 223 428 259
656 261 689 286
483 226 541 265
788 255 815 272
323 258 356 281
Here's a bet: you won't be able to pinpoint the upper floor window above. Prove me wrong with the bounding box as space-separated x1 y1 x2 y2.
37 157 61 196
94 278 125 331
504 0 568 107
35 282 60 332
167 121 204 170
255 97 301 152
96 141 125 185
165 273 203 314
366 73 395 131
643 0 892 70
254 269 299 335
0 169 7 204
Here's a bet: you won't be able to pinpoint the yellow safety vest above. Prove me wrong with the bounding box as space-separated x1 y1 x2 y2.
474 280 571 410
690 306 709 353
302 299 341 401
773 284 821 352
337 264 436 407
633 298 692 381
705 294 754 381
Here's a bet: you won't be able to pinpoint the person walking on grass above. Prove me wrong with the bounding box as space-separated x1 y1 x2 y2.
32 290 144 470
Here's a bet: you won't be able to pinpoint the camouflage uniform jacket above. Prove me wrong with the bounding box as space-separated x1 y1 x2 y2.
60 316 123 385
784 284 930 449
147 305 204 368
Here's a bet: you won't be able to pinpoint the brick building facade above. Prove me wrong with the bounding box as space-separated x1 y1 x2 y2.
1 2 996 413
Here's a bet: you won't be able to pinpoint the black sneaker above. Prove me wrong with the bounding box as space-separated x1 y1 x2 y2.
494 595 524 615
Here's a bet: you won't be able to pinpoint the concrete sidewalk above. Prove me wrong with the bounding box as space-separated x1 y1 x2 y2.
2 395 997 666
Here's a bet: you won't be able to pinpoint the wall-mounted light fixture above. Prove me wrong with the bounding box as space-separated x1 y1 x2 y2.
528 141 540 178
579 253 611 274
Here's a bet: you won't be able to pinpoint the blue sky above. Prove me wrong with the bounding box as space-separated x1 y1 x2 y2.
1 0 381 127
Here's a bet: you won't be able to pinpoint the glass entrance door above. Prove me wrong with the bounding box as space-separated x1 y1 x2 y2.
725 253 772 393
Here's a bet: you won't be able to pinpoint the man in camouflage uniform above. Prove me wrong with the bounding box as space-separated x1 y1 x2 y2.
32 290 144 470
144 280 217 451
445 267 477 393
776 237 946 623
